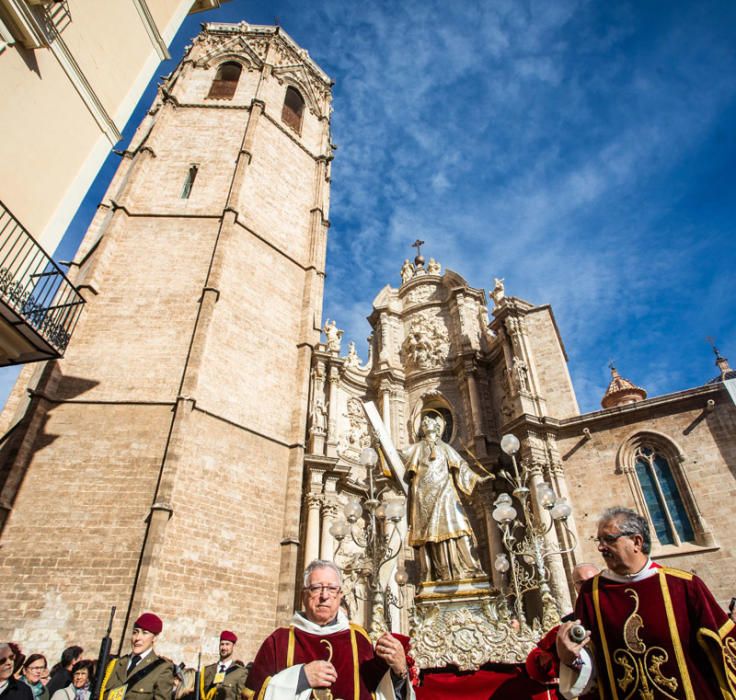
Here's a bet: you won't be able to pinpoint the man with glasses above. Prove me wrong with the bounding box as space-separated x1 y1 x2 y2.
0 644 32 700
245 559 414 699
556 506 736 699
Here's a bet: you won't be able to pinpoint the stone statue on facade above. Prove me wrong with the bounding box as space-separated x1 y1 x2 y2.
512 356 529 393
322 319 343 352
427 258 441 275
401 413 488 582
309 400 327 434
400 259 415 284
344 340 361 368
490 277 505 306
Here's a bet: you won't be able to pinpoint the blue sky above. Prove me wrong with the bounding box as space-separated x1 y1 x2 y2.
2 0 735 413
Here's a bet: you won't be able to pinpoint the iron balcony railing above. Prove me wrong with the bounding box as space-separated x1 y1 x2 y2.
0 200 85 355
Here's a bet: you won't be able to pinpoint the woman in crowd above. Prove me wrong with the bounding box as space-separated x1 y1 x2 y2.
20 655 49 700
49 661 94 700
172 668 196 700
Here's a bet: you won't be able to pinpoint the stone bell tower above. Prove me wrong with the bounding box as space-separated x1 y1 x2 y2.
0 22 333 662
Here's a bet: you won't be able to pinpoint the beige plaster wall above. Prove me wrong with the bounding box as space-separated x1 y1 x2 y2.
0 0 218 254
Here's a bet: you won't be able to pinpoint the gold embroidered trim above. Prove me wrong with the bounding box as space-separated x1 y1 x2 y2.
659 570 695 699
350 626 359 700
660 566 693 581
287 627 295 667
256 676 271 700
593 576 620 700
696 626 736 699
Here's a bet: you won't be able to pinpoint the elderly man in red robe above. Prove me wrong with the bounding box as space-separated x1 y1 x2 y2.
556 506 736 699
245 560 414 700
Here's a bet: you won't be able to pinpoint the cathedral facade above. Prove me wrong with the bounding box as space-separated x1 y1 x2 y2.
0 22 734 665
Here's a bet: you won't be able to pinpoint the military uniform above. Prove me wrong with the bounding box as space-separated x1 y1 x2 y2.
200 662 248 700
101 652 173 700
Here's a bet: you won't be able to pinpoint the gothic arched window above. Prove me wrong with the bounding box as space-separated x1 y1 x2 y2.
282 86 305 133
634 446 694 545
207 61 242 100
618 432 715 551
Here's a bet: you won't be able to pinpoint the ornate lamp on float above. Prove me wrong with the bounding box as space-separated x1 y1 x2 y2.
329 446 408 637
492 433 576 629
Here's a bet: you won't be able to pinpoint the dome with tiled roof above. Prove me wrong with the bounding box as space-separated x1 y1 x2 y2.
601 365 647 409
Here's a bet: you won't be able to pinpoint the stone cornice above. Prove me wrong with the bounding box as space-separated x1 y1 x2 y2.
556 383 724 432
501 383 726 438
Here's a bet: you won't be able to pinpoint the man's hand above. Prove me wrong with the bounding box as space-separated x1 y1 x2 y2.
303 660 337 688
555 620 590 667
375 633 407 677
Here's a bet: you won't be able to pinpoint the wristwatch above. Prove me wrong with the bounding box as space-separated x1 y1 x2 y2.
566 655 585 672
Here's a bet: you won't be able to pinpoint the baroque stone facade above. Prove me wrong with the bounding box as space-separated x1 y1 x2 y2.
303 255 736 637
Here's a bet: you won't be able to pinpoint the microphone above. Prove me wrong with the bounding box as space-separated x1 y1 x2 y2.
569 624 587 643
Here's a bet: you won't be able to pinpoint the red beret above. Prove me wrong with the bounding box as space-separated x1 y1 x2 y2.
134 612 163 635
220 630 237 643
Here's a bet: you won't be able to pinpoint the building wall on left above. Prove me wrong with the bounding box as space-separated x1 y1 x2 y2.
0 0 229 255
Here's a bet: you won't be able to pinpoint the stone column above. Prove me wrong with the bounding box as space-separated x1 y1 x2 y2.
380 380 392 440
462 357 486 457
326 366 340 457
320 502 338 560
304 494 323 566
527 460 571 616
478 482 505 590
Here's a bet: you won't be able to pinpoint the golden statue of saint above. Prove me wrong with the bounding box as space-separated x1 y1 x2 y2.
402 413 487 582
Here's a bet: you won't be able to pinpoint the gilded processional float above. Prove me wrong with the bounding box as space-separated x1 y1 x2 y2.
302 249 582 678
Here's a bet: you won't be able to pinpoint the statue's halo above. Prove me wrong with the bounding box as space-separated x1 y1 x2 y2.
419 410 445 437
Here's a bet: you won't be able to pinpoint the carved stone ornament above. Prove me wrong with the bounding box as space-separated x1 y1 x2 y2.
490 277 505 306
309 400 327 435
405 284 436 305
336 398 371 460
410 586 538 670
512 356 530 393
401 312 451 371
343 341 361 368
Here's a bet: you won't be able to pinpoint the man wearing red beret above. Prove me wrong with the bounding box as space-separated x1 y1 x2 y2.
200 631 248 700
100 613 173 700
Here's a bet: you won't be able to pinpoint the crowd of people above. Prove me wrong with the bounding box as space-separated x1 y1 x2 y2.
0 645 95 700
0 628 251 700
3 506 736 700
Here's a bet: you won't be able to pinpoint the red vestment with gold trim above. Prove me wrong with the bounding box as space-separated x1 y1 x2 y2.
575 566 736 699
246 623 388 700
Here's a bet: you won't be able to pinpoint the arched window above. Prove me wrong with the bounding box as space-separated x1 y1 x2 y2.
617 432 715 550
281 86 305 133
634 446 694 545
207 61 242 100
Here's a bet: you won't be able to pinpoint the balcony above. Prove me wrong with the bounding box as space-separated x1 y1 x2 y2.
0 201 85 366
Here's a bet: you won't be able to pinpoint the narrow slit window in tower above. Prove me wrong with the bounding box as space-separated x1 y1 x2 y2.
282 86 305 133
181 164 198 199
207 61 242 100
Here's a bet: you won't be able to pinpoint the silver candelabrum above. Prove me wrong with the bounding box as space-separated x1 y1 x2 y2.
491 433 576 630
329 446 408 636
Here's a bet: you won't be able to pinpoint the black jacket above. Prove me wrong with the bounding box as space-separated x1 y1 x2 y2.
45 669 71 700
1 678 34 700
